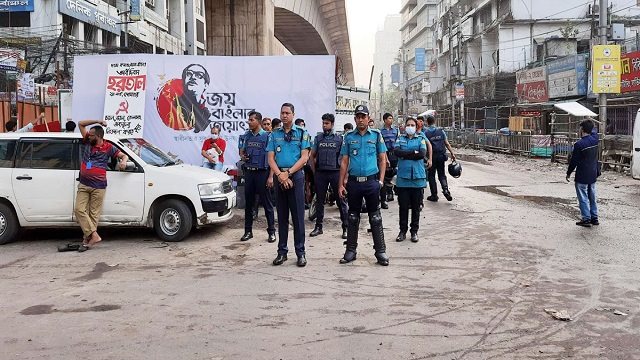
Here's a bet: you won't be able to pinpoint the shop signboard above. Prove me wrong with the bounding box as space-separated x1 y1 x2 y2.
621 50 640 93
547 54 587 98
516 66 548 103
592 44 621 94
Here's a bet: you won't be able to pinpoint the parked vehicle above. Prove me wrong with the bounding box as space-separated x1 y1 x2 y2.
0 133 236 244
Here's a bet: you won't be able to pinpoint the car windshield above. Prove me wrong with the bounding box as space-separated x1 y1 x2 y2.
119 138 181 167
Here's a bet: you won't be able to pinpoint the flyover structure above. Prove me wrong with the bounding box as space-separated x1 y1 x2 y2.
204 0 354 85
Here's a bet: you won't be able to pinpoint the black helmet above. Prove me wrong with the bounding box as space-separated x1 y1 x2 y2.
448 161 462 178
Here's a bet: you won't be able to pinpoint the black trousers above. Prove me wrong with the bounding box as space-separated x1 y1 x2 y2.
274 171 306 257
314 170 348 228
244 169 275 234
397 187 423 233
428 158 449 196
347 179 380 213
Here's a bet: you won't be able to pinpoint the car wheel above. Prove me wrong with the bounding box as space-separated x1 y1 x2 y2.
153 199 193 242
0 203 19 245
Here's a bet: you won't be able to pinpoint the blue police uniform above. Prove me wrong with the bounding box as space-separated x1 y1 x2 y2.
425 125 451 200
240 128 275 241
394 134 428 241
311 131 348 236
339 111 389 265
380 126 399 206
266 124 312 260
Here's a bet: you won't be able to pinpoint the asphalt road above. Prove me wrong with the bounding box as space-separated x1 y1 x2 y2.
2 150 640 360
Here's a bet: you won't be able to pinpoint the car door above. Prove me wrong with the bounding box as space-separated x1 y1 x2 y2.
12 138 77 222
98 141 145 222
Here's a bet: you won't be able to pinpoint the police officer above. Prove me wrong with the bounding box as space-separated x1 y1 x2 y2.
239 111 276 243
425 115 456 202
380 112 399 209
338 105 389 266
267 103 312 267
309 113 348 239
394 118 432 243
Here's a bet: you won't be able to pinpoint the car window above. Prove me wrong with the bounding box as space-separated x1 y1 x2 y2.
16 140 75 170
0 140 16 168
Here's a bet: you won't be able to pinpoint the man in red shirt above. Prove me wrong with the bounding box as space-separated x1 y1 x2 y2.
201 126 226 171
76 119 129 250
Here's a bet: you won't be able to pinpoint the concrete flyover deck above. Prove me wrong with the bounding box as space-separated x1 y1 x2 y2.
205 0 354 85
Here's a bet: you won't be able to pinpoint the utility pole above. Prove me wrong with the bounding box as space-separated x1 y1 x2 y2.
449 10 456 127
457 6 465 129
379 71 384 118
401 47 408 117
598 0 608 125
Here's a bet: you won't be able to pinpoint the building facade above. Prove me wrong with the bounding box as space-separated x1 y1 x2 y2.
400 0 438 115
371 14 401 118
429 0 640 129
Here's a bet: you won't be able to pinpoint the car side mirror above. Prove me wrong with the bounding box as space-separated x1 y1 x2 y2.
125 161 137 171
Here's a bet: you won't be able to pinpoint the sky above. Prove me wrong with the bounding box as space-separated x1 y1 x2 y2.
345 0 401 88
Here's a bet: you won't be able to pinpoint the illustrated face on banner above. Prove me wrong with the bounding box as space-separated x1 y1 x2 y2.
72 55 336 168
183 64 209 102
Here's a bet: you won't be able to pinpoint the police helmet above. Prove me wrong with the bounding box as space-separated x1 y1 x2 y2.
448 161 462 178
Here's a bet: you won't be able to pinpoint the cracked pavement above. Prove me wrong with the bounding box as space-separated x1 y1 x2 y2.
1 149 639 359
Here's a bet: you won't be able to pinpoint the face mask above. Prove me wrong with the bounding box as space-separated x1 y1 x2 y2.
211 134 219 140
405 126 416 136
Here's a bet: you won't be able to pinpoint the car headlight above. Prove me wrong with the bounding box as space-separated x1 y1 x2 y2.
199 183 223 197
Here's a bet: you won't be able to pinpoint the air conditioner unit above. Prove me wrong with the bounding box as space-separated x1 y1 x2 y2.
146 0 155 8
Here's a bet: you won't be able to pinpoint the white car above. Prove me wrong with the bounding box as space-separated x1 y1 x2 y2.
0 132 236 244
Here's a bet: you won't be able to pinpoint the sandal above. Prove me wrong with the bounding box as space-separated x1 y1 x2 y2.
58 243 81 252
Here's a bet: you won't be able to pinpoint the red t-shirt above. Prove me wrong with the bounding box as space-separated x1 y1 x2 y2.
202 137 226 163
80 139 120 189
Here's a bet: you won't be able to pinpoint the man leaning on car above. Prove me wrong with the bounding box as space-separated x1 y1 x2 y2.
75 120 128 251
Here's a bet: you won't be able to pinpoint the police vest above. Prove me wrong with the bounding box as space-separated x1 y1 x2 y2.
426 128 447 160
244 131 269 169
315 132 342 171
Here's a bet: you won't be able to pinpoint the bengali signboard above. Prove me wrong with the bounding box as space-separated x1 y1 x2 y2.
455 82 465 100
103 62 147 137
0 48 24 72
592 45 621 94
516 67 548 103
0 0 34 12
58 0 121 35
547 54 588 98
621 50 640 93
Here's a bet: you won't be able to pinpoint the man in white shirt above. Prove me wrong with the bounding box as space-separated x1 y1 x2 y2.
4 113 45 133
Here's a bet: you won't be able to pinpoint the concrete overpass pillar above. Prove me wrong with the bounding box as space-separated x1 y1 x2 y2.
205 0 274 55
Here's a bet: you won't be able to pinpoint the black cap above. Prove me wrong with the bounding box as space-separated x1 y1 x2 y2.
354 104 369 115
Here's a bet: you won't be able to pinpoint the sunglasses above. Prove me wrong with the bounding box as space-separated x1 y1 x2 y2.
284 131 293 142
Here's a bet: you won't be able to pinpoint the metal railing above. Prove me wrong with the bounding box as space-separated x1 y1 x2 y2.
444 129 579 161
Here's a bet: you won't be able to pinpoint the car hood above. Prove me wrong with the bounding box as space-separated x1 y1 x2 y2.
149 164 232 183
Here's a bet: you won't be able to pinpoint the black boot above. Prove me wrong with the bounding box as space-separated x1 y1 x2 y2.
369 210 389 266
240 231 253 241
395 232 406 242
380 199 388 209
443 189 453 201
309 225 323 237
410 231 419 243
340 212 359 264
